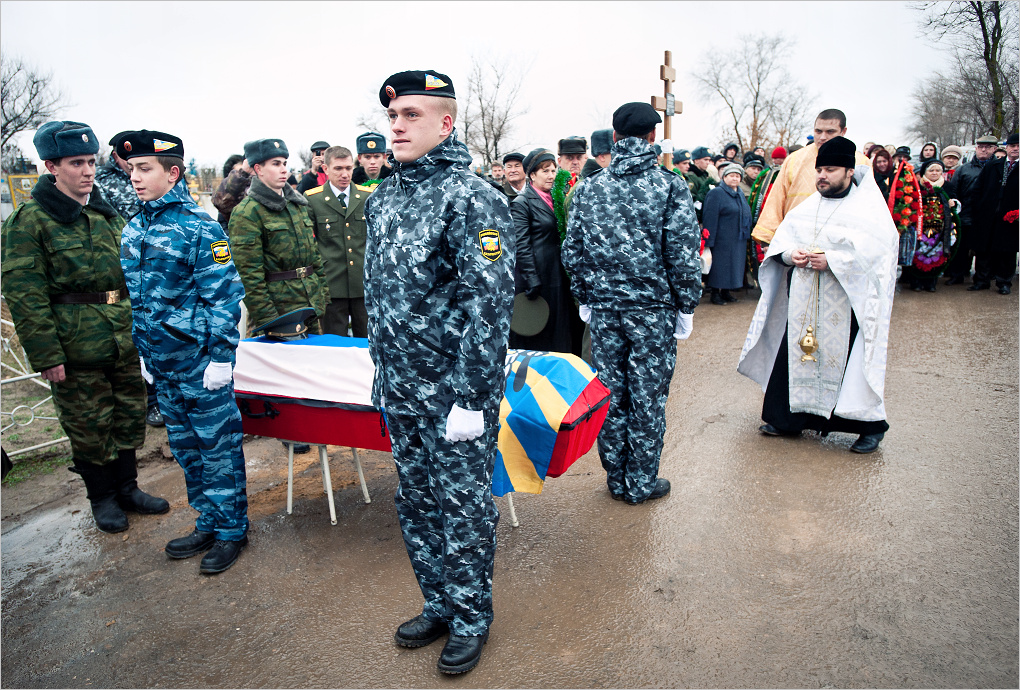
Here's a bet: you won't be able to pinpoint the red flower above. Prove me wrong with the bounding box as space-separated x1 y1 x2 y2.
1005 210 1019 223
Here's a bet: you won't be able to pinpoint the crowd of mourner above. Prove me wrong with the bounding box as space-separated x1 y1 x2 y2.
2 64 1017 676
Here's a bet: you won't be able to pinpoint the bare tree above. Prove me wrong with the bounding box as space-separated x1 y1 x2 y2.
691 33 815 152
354 109 389 137
912 1 1019 139
460 54 530 167
1 53 64 153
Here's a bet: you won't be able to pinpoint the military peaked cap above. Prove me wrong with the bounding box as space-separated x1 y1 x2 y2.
379 70 455 107
356 132 386 154
33 121 99 161
245 138 289 166
117 130 184 160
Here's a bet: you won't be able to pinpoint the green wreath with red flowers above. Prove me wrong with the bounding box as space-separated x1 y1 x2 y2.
888 161 922 236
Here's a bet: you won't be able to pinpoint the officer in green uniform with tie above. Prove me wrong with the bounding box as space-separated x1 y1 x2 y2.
304 145 372 337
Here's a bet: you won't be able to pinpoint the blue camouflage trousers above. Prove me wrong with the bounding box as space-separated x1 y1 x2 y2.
155 376 248 541
385 406 500 637
589 308 677 503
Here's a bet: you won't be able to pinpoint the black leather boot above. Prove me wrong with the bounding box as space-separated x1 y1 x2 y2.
710 289 726 305
394 615 449 648
165 529 216 558
113 449 170 514
70 460 129 533
199 537 248 574
437 631 488 674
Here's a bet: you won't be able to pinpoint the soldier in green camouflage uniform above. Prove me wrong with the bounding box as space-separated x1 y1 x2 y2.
228 138 329 333
1 121 168 533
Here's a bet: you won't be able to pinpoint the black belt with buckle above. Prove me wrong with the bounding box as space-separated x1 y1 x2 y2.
266 264 315 282
51 289 124 305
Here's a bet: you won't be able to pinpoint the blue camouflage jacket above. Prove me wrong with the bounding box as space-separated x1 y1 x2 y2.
121 179 245 380
364 130 515 417
562 137 701 314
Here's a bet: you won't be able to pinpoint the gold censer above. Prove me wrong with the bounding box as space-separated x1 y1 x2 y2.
799 326 818 362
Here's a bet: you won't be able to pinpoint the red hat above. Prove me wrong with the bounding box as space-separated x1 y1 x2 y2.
771 146 788 159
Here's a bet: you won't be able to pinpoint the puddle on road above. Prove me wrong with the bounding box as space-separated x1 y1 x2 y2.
1 507 103 600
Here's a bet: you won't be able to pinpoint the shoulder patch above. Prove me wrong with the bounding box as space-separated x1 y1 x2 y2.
478 229 502 261
305 185 324 195
211 240 231 264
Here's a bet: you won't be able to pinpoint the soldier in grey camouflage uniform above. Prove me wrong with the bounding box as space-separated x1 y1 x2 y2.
563 102 701 505
1 121 168 534
364 70 514 675
95 131 141 220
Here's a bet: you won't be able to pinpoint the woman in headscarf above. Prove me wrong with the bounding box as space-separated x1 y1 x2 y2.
702 163 751 305
918 141 939 167
509 148 574 352
871 146 895 202
905 160 959 292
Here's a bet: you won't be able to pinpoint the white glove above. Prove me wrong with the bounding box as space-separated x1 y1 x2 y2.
659 139 673 155
203 361 233 391
444 404 484 442
578 305 592 324
139 356 153 384
674 312 693 341
694 200 703 210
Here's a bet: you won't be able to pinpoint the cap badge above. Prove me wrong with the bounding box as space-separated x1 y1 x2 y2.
425 74 448 90
274 141 280 148
385 85 396 99
153 139 177 152
367 141 377 149
123 141 132 152
82 134 89 142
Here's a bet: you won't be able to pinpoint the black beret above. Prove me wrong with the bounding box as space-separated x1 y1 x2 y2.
558 136 587 155
108 130 132 149
244 138 289 167
356 131 386 154
590 129 614 156
117 130 184 160
816 136 857 169
379 70 455 107
612 102 661 138
502 152 525 165
33 121 99 161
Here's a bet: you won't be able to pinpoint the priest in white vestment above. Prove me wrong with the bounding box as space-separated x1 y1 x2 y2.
738 136 898 454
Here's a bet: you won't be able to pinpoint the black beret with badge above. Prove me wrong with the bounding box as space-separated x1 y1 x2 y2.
612 102 662 138
33 121 100 161
557 136 587 155
379 70 455 107
244 138 289 167
116 130 185 160
356 131 386 154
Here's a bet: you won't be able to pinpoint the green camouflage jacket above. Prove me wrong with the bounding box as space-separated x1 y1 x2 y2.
1 175 135 371
227 176 329 330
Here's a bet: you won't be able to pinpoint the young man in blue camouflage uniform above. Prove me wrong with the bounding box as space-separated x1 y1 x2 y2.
1 121 169 534
563 102 702 505
364 70 514 675
118 130 250 575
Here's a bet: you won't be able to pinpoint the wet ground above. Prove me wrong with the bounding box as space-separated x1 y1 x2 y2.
2 285 1017 688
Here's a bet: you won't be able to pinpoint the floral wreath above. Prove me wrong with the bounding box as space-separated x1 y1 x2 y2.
888 160 922 237
551 168 573 244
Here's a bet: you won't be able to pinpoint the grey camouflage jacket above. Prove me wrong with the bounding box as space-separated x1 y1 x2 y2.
95 160 141 220
562 137 701 314
364 131 515 417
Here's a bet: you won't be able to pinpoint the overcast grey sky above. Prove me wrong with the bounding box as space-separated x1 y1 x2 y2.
2 1 954 171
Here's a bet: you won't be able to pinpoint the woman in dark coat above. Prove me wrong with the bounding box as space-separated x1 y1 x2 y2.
702 162 751 305
509 149 574 352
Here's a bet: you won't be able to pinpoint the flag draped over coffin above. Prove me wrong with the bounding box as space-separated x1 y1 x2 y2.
493 350 610 497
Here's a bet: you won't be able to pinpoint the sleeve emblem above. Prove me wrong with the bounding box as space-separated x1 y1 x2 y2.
211 240 231 264
478 229 502 261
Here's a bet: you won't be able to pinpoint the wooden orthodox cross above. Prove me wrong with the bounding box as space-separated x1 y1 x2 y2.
651 50 682 169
